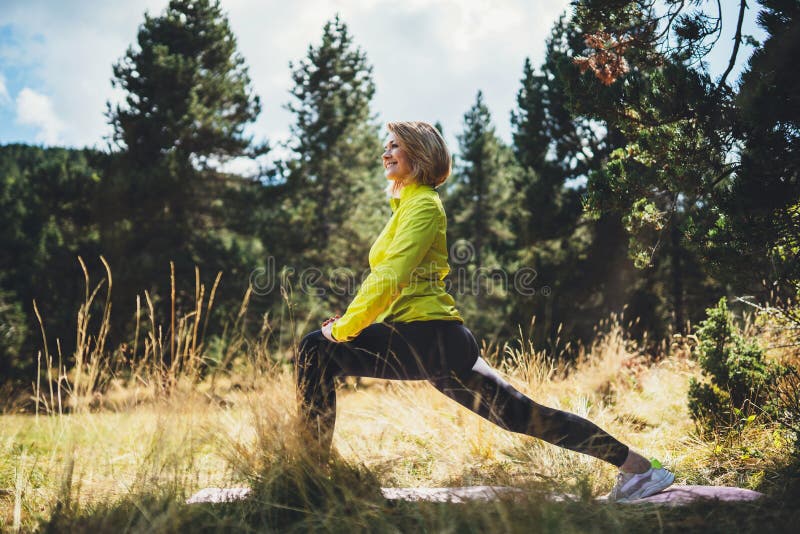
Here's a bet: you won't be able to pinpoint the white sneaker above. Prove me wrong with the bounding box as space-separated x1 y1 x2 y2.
609 459 675 503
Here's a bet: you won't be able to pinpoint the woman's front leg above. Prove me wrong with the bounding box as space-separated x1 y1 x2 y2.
296 330 340 458
294 322 428 460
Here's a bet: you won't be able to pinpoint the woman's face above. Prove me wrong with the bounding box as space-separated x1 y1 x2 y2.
382 132 413 181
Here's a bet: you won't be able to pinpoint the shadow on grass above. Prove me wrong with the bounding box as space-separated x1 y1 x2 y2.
41 455 800 534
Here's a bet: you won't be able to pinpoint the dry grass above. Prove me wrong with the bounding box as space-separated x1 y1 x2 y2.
1 267 799 532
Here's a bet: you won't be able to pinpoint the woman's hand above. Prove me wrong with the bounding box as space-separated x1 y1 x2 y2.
322 321 339 342
321 314 341 342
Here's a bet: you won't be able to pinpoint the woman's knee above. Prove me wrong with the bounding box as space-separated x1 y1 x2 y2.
300 329 324 350
448 325 480 375
298 329 326 365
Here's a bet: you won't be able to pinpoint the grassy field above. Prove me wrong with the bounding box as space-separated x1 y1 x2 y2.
2 305 800 532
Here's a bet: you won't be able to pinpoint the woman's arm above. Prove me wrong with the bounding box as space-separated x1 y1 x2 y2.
330 198 442 342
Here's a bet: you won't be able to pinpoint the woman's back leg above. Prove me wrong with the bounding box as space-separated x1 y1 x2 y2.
429 357 630 466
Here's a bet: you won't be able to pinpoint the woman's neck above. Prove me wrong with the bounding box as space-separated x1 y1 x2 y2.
387 179 406 198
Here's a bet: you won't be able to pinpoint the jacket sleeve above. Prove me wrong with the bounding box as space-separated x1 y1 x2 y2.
331 198 441 342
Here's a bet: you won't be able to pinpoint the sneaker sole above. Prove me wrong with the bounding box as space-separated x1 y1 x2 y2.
616 470 675 503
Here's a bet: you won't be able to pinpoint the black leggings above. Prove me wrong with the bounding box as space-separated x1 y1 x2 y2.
296 320 629 467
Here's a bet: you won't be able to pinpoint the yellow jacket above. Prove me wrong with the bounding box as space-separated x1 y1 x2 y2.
331 182 464 342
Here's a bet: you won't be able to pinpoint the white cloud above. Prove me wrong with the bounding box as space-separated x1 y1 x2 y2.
0 0 572 150
224 0 571 150
0 75 10 105
0 0 165 148
15 87 64 145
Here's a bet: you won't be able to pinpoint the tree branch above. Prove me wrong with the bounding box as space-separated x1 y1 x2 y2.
706 163 739 193
717 0 747 89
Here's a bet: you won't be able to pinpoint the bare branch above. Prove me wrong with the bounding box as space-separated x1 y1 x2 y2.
647 191 680 266
717 0 747 89
653 0 686 44
707 163 739 190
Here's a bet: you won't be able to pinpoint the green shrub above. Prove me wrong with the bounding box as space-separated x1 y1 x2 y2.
688 297 783 430
687 380 730 427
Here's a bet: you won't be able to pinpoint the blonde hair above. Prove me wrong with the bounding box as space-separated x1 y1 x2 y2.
386 121 452 188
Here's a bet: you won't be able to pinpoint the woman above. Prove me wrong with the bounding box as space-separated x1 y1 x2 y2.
296 121 674 502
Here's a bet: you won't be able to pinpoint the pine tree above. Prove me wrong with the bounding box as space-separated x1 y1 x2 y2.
508 16 643 347
446 91 519 340
267 15 385 317
106 0 262 246
511 16 604 244
0 145 105 377
720 0 800 290
103 0 263 340
569 0 797 332
108 0 261 166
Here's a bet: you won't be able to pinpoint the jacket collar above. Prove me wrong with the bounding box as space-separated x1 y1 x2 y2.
389 182 434 212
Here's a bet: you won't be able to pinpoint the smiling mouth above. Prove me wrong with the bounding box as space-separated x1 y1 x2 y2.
384 161 397 169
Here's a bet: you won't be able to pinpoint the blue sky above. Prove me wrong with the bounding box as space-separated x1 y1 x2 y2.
0 0 767 161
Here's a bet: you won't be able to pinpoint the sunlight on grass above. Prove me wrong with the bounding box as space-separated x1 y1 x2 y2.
1 287 799 531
